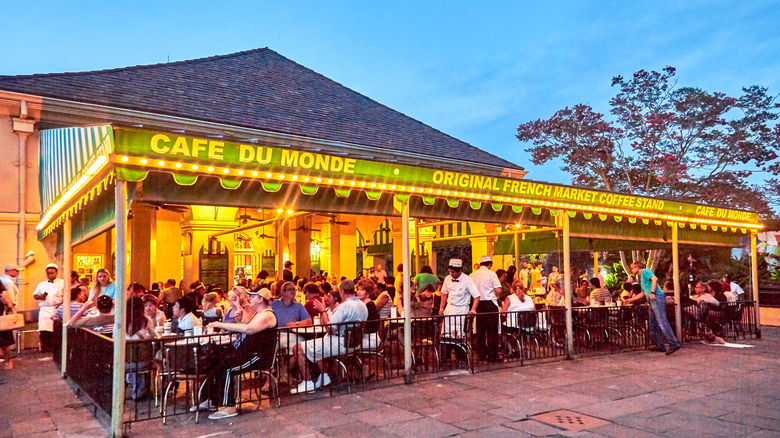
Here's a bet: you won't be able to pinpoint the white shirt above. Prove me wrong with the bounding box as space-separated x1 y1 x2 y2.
693 293 719 306
177 312 202 331
505 294 535 327
470 266 501 301
374 269 387 284
728 282 745 297
441 274 480 308
0 274 19 306
724 292 737 303
34 278 65 332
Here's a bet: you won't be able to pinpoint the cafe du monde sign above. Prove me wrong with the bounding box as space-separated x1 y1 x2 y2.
114 129 758 223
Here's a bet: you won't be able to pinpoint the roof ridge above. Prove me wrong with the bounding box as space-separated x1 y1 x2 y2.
0 47 273 79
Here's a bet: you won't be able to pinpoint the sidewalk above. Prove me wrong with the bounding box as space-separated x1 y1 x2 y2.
1 328 778 438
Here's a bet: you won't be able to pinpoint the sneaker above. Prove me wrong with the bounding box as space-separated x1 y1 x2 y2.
290 380 316 394
189 399 216 412
665 345 682 356
208 406 238 420
316 373 331 389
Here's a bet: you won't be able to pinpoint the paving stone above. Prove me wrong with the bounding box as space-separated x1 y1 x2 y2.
378 416 463 438
720 412 780 432
587 422 668 438
456 424 532 438
350 404 421 426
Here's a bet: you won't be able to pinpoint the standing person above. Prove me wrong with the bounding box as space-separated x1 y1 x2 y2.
282 261 294 282
439 259 480 338
0 281 17 369
626 262 681 355
70 271 80 289
506 265 517 284
518 263 530 290
470 255 503 362
159 278 182 319
0 264 22 306
374 264 388 285
546 266 562 293
530 262 543 294
495 269 511 305
33 263 64 352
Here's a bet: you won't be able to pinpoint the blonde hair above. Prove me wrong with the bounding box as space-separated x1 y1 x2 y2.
230 286 250 309
90 268 114 299
202 292 218 311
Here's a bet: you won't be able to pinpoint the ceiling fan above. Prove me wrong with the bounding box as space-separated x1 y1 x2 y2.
292 224 321 233
314 215 350 226
237 208 263 225
255 231 276 239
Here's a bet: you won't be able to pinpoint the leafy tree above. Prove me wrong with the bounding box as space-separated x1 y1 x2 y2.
517 66 780 217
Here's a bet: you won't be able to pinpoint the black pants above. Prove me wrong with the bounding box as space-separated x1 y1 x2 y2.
475 301 499 362
207 345 256 407
39 331 55 352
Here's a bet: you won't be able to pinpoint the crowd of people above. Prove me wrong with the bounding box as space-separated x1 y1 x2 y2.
0 255 752 418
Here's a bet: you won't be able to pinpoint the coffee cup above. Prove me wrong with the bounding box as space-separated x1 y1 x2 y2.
390 307 398 319
163 321 172 334
617 300 623 307
185 329 193 337
193 326 203 336
313 316 320 325
155 325 164 335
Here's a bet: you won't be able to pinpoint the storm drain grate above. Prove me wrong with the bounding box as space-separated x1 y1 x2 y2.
531 409 609 431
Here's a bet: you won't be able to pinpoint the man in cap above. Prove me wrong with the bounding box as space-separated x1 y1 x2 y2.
470 255 503 362
439 259 480 339
283 260 294 282
33 263 65 352
0 264 22 306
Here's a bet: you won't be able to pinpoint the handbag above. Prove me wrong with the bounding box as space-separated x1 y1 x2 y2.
0 309 24 331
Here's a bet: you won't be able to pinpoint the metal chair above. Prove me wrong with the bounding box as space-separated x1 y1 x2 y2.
439 314 475 373
160 342 208 424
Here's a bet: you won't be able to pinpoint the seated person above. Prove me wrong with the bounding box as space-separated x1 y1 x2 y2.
356 279 381 350
691 281 719 306
173 296 202 334
291 280 367 394
142 294 165 327
125 295 158 400
53 286 88 322
303 282 324 319
374 283 393 319
545 283 564 307
223 286 252 324
202 292 224 319
312 289 342 322
663 280 677 303
272 282 312 354
70 295 115 335
620 283 645 305
575 279 591 302
502 281 535 332
194 288 277 420
708 281 728 304
588 278 612 305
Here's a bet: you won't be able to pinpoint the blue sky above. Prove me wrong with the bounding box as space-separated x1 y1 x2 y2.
3 1 779 185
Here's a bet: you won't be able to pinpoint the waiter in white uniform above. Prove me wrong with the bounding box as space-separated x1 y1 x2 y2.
439 259 480 338
470 255 503 362
33 263 64 352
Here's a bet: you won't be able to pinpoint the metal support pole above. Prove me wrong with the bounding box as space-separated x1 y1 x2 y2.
513 231 520 267
402 201 412 384
111 180 128 437
562 212 573 359
61 219 72 377
414 219 421 275
751 231 761 338
672 222 682 340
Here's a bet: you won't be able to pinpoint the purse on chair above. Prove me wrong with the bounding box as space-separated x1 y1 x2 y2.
0 309 24 331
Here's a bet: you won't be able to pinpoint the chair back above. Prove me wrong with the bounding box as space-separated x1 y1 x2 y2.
126 339 155 364
343 323 364 349
519 311 537 331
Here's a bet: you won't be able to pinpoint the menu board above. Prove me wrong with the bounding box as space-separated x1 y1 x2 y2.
74 254 103 284
199 245 229 291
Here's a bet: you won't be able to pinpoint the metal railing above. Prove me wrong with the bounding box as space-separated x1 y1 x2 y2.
64 301 760 429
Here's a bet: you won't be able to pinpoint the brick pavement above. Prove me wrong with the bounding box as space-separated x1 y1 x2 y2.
1 327 778 437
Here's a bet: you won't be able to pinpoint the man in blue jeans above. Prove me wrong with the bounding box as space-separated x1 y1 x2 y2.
626 262 682 355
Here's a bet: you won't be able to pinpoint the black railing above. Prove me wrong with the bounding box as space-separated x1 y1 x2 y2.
66 327 114 416
64 301 760 429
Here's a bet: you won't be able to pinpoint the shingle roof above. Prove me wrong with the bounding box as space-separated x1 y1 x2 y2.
0 48 521 170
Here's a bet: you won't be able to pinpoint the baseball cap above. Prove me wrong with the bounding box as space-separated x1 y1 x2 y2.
4 264 23 271
480 255 492 263
448 259 463 268
284 261 294 268
248 288 272 301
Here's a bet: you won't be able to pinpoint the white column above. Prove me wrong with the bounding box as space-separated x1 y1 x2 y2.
562 212 573 359
672 222 682 340
751 231 761 338
61 219 72 377
111 181 128 437
402 201 412 384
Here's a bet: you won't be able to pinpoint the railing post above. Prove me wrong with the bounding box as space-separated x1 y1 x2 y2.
61 218 72 376
112 180 128 437
750 231 761 338
671 222 682 340
562 211 573 359
401 200 413 383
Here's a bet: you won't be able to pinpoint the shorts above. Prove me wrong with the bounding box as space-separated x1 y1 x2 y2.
303 335 351 363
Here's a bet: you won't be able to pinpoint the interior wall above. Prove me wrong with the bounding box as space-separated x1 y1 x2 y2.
156 208 183 283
